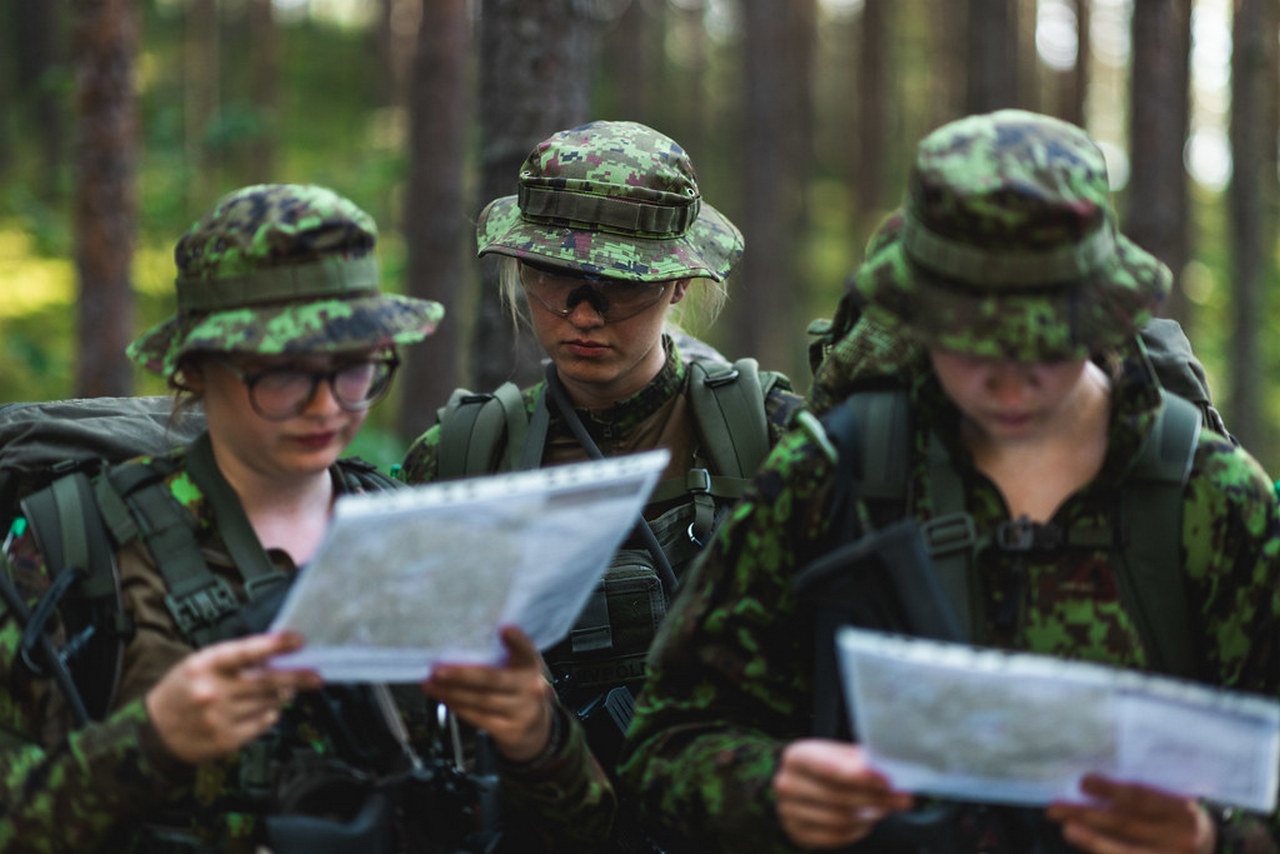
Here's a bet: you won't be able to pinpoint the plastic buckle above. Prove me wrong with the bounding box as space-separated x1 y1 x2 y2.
920 513 976 556
165 576 238 636
244 573 287 602
685 468 712 494
995 517 1040 551
704 368 740 388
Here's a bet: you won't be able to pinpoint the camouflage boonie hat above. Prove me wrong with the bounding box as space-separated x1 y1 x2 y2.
128 184 444 377
854 109 1169 362
476 120 744 282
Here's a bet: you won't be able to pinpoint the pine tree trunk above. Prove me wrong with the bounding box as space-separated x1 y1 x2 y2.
398 0 470 444
472 0 594 392
72 0 137 398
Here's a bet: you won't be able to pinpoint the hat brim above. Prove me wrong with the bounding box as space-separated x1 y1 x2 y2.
128 294 444 377
853 212 1169 362
475 195 744 283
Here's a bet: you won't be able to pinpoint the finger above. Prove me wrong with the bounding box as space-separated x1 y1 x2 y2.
1082 775 1186 822
498 625 541 670
204 632 306 674
778 802 875 850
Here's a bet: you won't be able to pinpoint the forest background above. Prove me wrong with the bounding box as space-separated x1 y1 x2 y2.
2 0 1279 474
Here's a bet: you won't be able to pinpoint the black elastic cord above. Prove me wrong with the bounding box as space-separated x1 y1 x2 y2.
0 555 90 726
544 364 681 598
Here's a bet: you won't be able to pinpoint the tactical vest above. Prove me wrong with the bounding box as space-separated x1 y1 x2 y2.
435 358 784 761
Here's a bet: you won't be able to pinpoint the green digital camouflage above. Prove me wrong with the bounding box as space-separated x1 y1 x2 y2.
854 109 1169 363
128 183 444 377
0 446 617 852
476 120 744 282
618 111 1280 854
618 341 1280 853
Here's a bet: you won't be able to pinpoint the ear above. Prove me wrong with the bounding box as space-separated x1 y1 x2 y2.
670 279 691 304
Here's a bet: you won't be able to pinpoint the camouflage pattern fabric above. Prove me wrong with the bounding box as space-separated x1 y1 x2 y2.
854 110 1169 362
0 447 615 852
476 121 744 283
401 337 803 491
618 341 1280 853
128 184 444 377
401 337 805 849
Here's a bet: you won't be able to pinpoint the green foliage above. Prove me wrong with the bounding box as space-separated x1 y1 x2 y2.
2 9 410 464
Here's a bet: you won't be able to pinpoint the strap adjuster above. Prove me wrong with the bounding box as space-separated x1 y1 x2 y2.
685 468 712 494
994 516 1063 551
920 513 976 556
166 576 238 636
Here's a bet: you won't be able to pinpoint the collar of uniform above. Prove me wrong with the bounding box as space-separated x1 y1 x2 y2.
568 335 685 439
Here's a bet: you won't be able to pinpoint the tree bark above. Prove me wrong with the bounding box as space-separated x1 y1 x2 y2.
1055 0 1090 126
13 0 66 200
854 0 892 232
472 0 594 392
72 0 137 398
398 0 471 443
930 0 968 131
1226 0 1276 449
1126 0 1192 323
733 0 816 377
246 0 278 183
186 0 219 206
966 0 1019 112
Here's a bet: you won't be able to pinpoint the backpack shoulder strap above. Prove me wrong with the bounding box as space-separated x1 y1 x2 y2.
436 382 530 479
18 471 125 721
1116 390 1201 679
685 357 769 479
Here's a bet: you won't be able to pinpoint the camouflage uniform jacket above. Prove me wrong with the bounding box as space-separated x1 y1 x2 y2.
0 444 614 853
400 336 804 523
618 341 1280 853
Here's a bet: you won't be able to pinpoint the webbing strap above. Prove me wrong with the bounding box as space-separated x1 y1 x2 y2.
1115 391 1201 679
185 434 283 595
686 359 768 479
923 431 978 642
842 387 1201 676
849 390 910 503
519 388 551 471
49 476 91 575
493 383 529 472
21 473 117 600
646 471 748 505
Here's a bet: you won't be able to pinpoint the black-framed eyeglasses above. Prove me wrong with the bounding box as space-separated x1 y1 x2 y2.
219 354 400 420
518 260 670 323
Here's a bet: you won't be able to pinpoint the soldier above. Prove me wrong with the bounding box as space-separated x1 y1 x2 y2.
0 184 613 852
618 110 1280 853
400 120 805 847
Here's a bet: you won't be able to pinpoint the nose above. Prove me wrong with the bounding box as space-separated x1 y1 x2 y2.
563 292 606 327
985 362 1036 404
301 376 344 416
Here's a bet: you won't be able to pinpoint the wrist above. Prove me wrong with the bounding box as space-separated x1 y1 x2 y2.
500 692 566 770
1201 802 1236 854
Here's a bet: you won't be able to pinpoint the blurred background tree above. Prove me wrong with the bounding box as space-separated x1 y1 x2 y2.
1 0 1278 473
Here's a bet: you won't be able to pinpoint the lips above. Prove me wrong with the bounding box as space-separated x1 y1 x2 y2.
564 339 609 357
292 431 339 450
